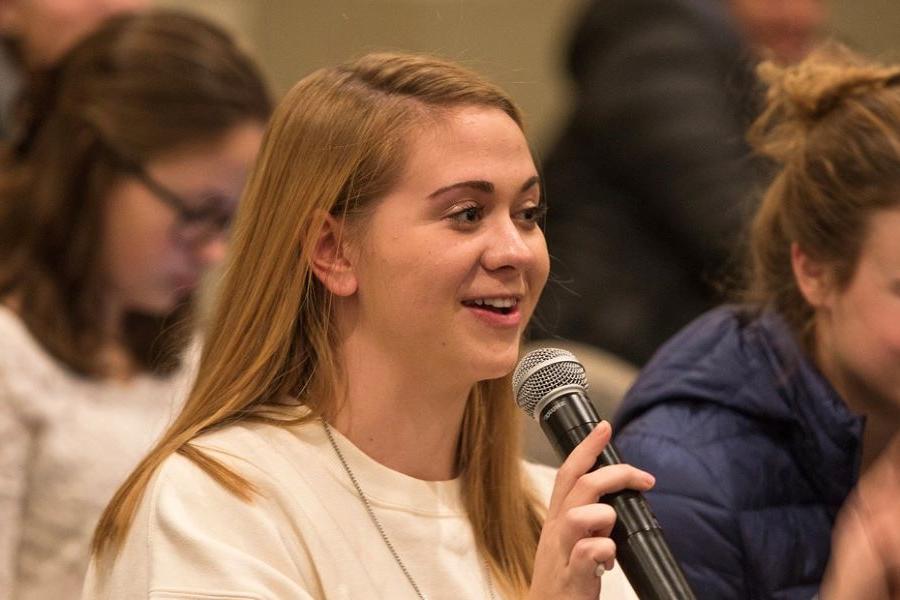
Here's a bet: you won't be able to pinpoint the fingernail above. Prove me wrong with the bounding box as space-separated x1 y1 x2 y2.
595 421 611 435
643 474 656 487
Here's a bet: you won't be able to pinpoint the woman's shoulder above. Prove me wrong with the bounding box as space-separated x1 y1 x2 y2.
175 415 330 494
0 304 196 429
189 415 313 463
0 304 82 420
0 303 200 382
86 428 313 599
132 422 315 538
615 306 797 434
0 304 63 378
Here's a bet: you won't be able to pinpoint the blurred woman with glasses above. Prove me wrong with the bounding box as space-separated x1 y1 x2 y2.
0 10 271 599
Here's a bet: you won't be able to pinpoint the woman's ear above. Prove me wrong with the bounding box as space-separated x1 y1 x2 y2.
310 212 358 297
791 242 833 309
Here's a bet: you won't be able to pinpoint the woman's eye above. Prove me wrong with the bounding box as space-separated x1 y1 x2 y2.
449 205 482 225
518 204 547 225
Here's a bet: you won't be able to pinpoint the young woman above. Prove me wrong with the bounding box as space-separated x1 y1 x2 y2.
0 11 271 599
612 45 900 599
84 52 654 599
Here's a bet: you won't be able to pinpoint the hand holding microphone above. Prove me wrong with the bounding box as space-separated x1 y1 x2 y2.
515 348 696 600
526 419 656 600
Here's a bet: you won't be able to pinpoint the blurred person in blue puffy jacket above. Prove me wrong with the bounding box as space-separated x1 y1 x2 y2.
613 45 900 599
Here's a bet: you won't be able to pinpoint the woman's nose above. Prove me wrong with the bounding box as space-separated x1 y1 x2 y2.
481 217 535 272
193 235 228 269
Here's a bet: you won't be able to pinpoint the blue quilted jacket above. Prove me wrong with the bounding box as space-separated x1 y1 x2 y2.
612 306 864 599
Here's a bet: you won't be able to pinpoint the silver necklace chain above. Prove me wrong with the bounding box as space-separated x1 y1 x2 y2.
322 420 496 600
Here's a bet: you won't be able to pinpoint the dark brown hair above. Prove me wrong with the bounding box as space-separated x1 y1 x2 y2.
744 44 900 346
0 10 272 376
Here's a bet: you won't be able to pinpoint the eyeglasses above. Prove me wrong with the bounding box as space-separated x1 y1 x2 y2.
109 151 235 246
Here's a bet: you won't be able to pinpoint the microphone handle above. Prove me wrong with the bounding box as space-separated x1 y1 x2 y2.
539 392 696 600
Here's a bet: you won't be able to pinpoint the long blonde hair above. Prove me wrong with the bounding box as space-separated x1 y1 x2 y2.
92 52 543 596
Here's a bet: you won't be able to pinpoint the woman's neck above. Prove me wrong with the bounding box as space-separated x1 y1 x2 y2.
860 416 899 472
6 291 138 380
815 336 900 472
98 296 138 381
97 343 138 381
331 337 474 481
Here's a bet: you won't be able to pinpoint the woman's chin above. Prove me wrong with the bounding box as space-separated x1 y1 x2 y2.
126 291 188 316
478 350 521 382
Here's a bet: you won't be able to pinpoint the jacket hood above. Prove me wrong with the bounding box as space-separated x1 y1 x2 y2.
614 305 863 505
617 306 853 425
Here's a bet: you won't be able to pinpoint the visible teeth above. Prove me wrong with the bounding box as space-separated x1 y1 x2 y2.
477 298 516 308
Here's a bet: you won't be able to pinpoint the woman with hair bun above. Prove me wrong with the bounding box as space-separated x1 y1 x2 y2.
0 10 271 599
613 45 900 599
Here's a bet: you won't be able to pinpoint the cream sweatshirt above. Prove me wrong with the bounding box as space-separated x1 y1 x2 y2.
83 418 638 599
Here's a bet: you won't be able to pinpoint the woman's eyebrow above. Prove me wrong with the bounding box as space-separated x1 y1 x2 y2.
520 175 540 193
428 175 541 198
428 180 494 198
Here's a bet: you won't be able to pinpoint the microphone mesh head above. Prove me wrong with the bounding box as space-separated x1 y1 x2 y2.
513 347 586 417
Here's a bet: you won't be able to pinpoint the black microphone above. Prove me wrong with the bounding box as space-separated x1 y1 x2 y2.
513 347 695 600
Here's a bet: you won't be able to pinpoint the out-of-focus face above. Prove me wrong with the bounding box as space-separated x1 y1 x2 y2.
342 105 550 385
0 0 148 68
814 207 900 416
728 0 826 64
101 121 264 316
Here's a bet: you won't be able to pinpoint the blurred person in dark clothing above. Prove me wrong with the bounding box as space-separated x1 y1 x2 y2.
538 0 825 365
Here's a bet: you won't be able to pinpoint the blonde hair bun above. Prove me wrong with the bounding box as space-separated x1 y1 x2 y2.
751 44 900 164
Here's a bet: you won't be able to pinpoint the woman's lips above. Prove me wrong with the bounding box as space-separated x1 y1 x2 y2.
462 301 522 327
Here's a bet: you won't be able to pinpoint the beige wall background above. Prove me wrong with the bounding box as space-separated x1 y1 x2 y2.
158 0 900 153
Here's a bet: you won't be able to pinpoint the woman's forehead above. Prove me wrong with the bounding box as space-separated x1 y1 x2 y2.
393 106 534 189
